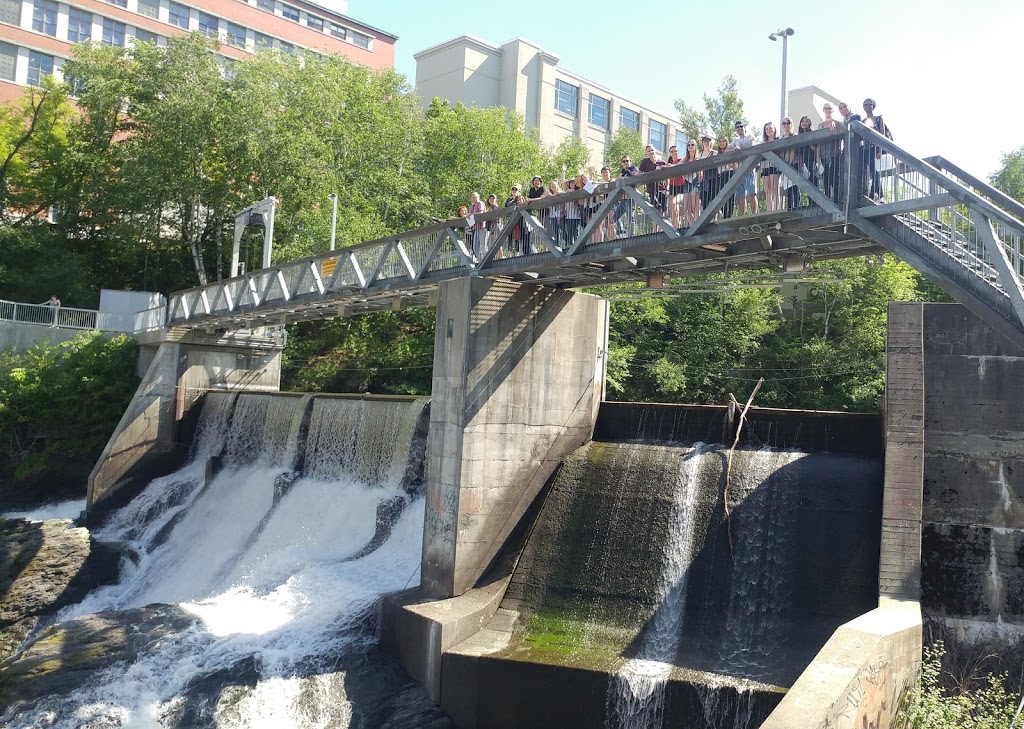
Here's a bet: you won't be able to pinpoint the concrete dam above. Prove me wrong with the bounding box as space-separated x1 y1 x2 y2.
4 278 1020 727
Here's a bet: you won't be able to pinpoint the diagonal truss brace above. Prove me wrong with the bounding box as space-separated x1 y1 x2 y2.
972 210 1024 329
624 186 680 239
685 155 760 237
761 151 843 217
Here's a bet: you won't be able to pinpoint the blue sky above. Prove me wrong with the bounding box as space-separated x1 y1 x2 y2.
348 0 1022 179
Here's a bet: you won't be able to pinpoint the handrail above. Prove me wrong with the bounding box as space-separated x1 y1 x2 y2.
851 123 1024 235
0 299 165 334
923 155 1024 223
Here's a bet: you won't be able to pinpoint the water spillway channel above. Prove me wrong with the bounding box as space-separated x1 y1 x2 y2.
2 392 446 728
448 404 883 729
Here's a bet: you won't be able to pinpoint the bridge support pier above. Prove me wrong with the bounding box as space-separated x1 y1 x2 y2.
86 329 284 517
421 278 609 598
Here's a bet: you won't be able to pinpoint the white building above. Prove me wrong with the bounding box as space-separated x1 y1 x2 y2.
787 85 842 128
414 35 686 171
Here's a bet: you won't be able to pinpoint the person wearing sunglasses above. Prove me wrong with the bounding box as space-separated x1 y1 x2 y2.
760 122 782 212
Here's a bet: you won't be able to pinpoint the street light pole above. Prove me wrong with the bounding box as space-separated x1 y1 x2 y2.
328 193 338 251
768 28 795 124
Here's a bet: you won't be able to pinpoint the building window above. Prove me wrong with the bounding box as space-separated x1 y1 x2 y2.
102 17 125 46
276 39 293 55
168 1 188 29
675 130 688 152
587 93 609 130
349 29 370 48
0 42 16 81
133 27 157 44
554 79 578 118
329 23 345 39
104 0 127 7
256 0 273 10
226 22 245 48
306 14 322 31
648 119 667 152
197 12 218 37
254 31 272 49
281 4 298 20
67 7 92 42
136 0 158 18
619 107 640 132
0 0 21 26
32 0 58 36
27 50 53 87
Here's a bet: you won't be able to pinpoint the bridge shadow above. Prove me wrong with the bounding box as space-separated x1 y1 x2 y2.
461 282 573 424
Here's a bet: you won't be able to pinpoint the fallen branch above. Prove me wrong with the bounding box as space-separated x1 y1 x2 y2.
723 378 764 552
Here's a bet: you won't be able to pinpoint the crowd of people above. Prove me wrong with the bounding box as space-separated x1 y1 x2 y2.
451 98 892 260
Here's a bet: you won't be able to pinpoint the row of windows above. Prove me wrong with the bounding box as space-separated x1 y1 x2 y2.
6 0 373 54
249 0 371 49
0 41 54 86
554 78 680 152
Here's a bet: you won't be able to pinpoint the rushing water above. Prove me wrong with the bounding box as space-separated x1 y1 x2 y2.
606 443 710 729
3 394 436 728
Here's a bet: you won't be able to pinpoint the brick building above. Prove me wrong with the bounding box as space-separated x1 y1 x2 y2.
0 0 395 103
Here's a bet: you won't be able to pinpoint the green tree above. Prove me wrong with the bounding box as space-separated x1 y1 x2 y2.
603 128 644 171
546 136 591 181
0 80 73 225
991 146 1024 205
420 99 548 215
0 334 138 497
675 75 747 143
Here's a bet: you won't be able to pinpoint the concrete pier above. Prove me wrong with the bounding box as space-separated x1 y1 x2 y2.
421 278 608 599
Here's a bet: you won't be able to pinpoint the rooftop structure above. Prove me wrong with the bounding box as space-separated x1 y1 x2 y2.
414 35 685 170
0 0 396 103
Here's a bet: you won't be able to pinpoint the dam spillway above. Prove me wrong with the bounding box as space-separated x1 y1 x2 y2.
1 393 444 728
441 404 883 728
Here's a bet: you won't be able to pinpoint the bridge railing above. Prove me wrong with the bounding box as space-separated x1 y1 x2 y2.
166 127 852 325
849 123 1024 286
0 299 168 334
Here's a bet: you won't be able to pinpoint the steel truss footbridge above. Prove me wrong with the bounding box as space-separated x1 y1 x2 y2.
166 123 1024 348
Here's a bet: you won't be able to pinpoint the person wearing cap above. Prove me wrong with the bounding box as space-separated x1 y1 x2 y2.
728 121 758 216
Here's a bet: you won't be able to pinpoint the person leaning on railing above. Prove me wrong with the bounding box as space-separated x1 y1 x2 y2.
41 294 61 327
714 135 736 219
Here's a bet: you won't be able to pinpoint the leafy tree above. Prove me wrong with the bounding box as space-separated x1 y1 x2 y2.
0 80 73 225
420 99 548 215
991 146 1024 205
675 75 747 143
283 310 434 395
546 136 591 181
0 334 138 497
603 128 644 171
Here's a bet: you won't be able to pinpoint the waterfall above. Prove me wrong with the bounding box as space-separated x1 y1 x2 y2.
6 395 433 729
606 444 709 729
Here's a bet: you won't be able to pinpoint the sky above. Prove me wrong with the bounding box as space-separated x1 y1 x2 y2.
342 0 1023 181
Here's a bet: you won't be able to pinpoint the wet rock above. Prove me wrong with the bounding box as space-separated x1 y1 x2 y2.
0 519 123 659
0 605 199 711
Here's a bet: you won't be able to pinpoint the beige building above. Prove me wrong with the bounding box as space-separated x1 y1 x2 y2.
414 35 686 170
787 85 842 128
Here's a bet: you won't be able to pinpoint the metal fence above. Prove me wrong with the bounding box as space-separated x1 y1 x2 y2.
0 299 167 333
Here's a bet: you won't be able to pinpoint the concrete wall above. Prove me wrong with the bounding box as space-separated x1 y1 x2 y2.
87 331 282 513
421 278 608 598
918 303 1024 646
0 320 113 354
762 599 922 729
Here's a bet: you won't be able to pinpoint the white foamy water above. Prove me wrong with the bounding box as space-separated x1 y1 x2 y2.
6 395 429 729
2 498 86 522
